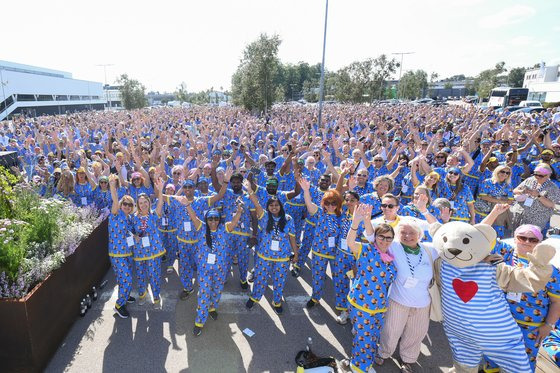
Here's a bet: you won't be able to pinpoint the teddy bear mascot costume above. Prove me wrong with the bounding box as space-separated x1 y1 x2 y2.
429 221 555 373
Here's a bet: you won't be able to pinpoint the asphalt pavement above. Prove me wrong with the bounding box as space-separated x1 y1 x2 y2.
46 260 453 373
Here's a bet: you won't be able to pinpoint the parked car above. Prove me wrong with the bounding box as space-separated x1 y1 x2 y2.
519 100 543 108
517 107 547 114
495 105 523 113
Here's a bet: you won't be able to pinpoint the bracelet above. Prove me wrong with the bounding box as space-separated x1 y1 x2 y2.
546 322 556 329
421 210 430 215
350 226 359 231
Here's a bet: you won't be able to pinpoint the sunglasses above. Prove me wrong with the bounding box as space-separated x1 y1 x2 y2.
122 202 133 207
534 173 547 178
436 155 445 159
282 149 289 153
376 235 394 242
498 170 511 175
380 203 396 209
132 178 140 181
324 201 338 207
207 217 220 221
183 185 194 189
516 235 540 244
173 172 181 175
100 180 108 184
357 174 368 177
344 198 357 203
373 159 383 162
448 171 460 176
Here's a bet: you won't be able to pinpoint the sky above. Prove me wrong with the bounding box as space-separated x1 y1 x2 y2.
2 0 559 93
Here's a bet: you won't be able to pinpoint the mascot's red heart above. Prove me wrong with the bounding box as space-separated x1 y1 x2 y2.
452 278 478 303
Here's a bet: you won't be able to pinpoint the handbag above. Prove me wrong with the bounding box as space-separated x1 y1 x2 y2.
474 198 493 214
423 246 443 322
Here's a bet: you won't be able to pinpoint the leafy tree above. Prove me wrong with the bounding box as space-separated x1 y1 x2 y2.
117 74 147 110
444 82 453 90
507 67 526 87
231 33 282 112
473 62 507 99
400 70 429 99
175 82 188 103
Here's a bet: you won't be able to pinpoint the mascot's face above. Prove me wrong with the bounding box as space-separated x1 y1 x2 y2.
431 222 497 268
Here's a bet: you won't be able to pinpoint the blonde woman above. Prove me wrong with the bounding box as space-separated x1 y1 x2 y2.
474 165 514 235
55 170 79 205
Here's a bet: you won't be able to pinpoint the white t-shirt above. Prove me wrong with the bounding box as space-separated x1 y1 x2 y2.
388 241 438 308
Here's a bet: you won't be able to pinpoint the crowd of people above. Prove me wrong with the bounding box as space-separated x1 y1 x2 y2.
2 102 560 373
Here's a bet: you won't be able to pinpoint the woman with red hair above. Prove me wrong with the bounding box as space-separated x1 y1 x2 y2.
298 177 342 309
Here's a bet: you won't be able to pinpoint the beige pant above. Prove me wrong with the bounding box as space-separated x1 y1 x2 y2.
379 298 430 364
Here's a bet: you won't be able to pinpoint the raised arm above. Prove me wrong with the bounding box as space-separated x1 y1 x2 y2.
297 176 319 215
109 174 120 215
154 178 164 217
226 201 245 232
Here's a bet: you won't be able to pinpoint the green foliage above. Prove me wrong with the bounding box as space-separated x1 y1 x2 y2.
473 61 507 98
507 67 526 88
443 82 453 90
543 102 560 108
117 74 147 110
400 70 429 99
232 33 282 112
175 82 189 103
0 166 17 219
0 219 27 280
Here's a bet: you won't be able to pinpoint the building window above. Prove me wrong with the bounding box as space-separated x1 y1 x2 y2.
69 95 80 100
37 95 53 101
16 94 35 101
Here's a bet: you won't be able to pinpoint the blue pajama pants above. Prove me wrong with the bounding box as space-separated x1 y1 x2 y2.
136 257 162 301
295 221 315 270
285 205 305 245
110 256 133 308
160 230 178 268
227 234 250 283
311 252 335 302
195 265 227 327
178 240 197 292
350 309 385 373
484 324 541 372
446 329 531 373
250 257 290 305
333 250 354 311
542 329 560 368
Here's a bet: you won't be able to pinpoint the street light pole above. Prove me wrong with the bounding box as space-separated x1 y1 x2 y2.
96 64 113 109
392 52 414 99
317 0 329 129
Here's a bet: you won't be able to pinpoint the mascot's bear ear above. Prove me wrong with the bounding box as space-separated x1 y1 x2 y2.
473 224 497 244
429 222 442 237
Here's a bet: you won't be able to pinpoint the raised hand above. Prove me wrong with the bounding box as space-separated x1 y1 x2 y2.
297 176 311 191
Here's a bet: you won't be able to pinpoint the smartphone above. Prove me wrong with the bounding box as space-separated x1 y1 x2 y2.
288 144 293 152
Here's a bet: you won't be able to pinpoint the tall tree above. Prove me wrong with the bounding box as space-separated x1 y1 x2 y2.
175 82 188 103
117 74 147 110
400 70 428 99
231 33 282 112
473 62 507 99
507 67 526 87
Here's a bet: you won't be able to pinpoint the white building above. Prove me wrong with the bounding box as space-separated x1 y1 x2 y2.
523 64 560 103
0 60 105 120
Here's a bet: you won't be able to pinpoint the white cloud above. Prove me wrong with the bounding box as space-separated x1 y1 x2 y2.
509 35 533 46
478 5 536 29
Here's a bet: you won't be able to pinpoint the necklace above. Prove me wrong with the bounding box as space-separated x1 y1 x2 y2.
403 244 420 255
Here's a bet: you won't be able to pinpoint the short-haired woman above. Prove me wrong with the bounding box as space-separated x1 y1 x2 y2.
474 165 514 235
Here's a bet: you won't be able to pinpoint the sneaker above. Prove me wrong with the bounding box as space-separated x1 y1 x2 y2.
193 325 202 337
240 281 249 290
127 296 136 304
246 298 255 309
209 310 218 320
273 304 283 315
336 310 349 325
138 293 148 305
247 269 255 283
374 356 384 366
153 298 162 310
400 362 414 373
114 305 130 319
166 266 174 274
180 289 193 300
291 267 300 278
233 255 238 265
306 299 317 309
339 358 350 368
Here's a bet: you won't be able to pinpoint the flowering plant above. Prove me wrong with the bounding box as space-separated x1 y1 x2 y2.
0 173 106 299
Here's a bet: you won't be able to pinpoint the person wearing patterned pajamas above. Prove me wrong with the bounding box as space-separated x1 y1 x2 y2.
245 195 298 314
130 180 166 308
442 167 476 224
345 204 396 373
542 325 560 368
474 166 514 236
299 177 342 309
160 184 178 274
484 222 560 372
108 175 135 319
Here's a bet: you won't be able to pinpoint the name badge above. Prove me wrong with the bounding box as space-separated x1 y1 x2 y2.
401 185 409 194
271 240 280 251
81 197 88 206
141 236 150 248
403 276 419 288
161 217 168 226
506 292 522 303
328 236 336 248
207 253 216 264
126 235 135 247
184 222 192 232
449 201 455 208
340 239 348 251
240 222 245 229
524 197 534 207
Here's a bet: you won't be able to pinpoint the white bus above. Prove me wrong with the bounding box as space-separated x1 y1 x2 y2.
488 87 529 108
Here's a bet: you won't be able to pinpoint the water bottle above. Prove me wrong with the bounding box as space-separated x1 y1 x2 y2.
306 337 313 353
92 286 98 301
86 294 92 309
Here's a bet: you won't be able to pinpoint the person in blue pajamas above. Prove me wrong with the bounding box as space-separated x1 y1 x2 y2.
483 212 560 372
74 166 96 207
279 157 306 246
245 195 298 314
345 204 396 373
333 191 363 325
474 165 514 235
129 180 166 308
542 325 560 368
442 167 476 224
108 174 135 319
166 174 229 299
361 175 394 219
292 174 331 277
159 183 179 274
299 176 342 309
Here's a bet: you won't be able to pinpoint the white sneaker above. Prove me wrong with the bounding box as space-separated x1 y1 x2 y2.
166 266 174 274
138 292 147 305
153 297 162 310
336 310 349 325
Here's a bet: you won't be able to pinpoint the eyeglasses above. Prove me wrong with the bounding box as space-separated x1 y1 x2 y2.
448 171 460 176
324 201 337 207
380 203 396 209
498 170 511 175
376 235 394 242
132 178 140 181
436 155 445 159
207 217 220 221
184 185 194 189
344 198 357 203
374 159 383 162
534 173 547 178
100 181 108 184
400 231 418 237
282 149 289 153
516 235 540 244
357 174 368 177
122 202 133 207
173 172 181 175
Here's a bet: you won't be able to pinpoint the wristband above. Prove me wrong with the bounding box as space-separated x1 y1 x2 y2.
546 322 556 329
421 210 430 216
350 226 359 231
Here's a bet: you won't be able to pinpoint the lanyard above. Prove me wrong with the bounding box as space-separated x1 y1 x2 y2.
404 250 423 277
272 219 281 240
